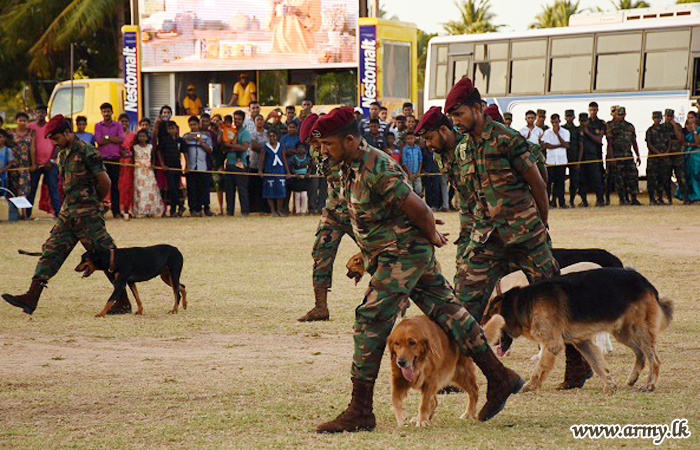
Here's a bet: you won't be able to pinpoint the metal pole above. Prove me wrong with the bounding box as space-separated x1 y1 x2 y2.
70 42 74 123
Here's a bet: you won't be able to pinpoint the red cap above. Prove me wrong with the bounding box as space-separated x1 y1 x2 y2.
444 77 480 114
44 114 69 138
415 106 446 136
299 113 319 143
311 107 355 139
483 104 503 123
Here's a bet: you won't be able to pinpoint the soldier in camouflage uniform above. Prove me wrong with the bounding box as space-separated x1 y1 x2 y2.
563 110 582 207
645 111 669 205
604 105 619 205
3 115 130 315
661 109 690 204
606 106 642 205
297 113 356 322
313 107 524 433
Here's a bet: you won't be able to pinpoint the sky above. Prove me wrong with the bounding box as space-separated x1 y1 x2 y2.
381 0 673 34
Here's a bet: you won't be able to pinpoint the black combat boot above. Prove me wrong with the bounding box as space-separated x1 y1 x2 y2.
472 348 525 421
317 378 376 433
558 345 594 390
630 194 642 205
2 279 47 314
298 287 330 322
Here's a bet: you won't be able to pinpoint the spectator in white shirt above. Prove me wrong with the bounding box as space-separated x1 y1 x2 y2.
541 113 570 208
519 110 544 146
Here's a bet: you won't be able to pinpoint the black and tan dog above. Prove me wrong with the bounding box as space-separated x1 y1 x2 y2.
75 244 187 317
482 268 673 394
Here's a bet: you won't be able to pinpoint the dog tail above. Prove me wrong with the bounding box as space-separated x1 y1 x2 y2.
18 249 42 257
658 297 674 330
482 314 505 344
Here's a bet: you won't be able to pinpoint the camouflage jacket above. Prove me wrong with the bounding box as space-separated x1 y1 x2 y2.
563 122 580 163
607 120 636 157
456 117 545 245
309 143 348 214
57 138 106 217
646 124 669 155
659 122 684 154
433 133 475 240
339 139 424 264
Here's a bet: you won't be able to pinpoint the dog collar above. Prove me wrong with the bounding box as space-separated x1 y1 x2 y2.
108 248 116 274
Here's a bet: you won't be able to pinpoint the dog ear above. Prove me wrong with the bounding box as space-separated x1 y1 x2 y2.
387 335 396 360
421 337 442 362
482 314 505 344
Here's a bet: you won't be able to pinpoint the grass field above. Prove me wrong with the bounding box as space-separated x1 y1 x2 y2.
1 202 699 449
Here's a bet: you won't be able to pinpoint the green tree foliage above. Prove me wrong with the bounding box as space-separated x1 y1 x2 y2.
0 0 126 103
417 29 437 91
443 0 502 35
609 0 650 9
530 0 582 29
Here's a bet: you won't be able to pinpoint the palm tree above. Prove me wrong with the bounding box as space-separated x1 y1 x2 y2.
417 29 438 91
530 0 582 29
610 0 650 9
676 0 700 3
442 0 502 35
377 2 399 20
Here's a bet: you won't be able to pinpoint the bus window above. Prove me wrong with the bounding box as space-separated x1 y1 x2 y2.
550 56 592 93
475 42 508 60
511 59 546 94
452 58 471 86
551 36 593 56
382 41 411 99
50 86 86 117
595 53 641 91
643 51 688 89
597 33 642 53
512 40 546 59
474 61 507 96
437 45 448 64
645 29 690 51
432 45 449 99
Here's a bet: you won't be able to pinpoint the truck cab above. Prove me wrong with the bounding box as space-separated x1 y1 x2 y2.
48 79 125 133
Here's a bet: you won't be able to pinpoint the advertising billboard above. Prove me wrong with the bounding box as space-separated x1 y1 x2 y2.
139 0 358 72
122 25 141 130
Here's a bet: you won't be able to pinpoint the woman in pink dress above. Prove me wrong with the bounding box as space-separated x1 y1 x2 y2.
118 113 135 219
132 129 165 217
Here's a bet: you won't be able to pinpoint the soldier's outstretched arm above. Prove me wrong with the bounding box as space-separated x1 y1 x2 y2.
400 192 448 247
523 165 549 226
96 172 111 200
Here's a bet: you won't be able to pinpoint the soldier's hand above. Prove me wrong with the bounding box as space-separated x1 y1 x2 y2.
430 230 449 248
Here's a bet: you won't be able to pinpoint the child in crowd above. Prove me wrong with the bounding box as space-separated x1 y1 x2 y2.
259 129 289 217
289 142 312 215
385 132 401 164
74 116 95 145
132 129 165 217
161 121 184 217
0 130 15 194
221 115 239 167
401 131 423 195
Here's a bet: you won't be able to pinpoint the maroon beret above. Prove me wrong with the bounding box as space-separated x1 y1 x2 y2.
444 77 481 114
415 106 445 136
44 114 69 138
299 113 319 143
483 104 503 123
311 107 355 139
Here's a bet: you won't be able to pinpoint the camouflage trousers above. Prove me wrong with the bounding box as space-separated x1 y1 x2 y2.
646 156 668 200
605 161 617 200
352 241 488 381
312 208 354 289
455 231 559 322
34 214 115 282
612 157 639 200
670 155 688 200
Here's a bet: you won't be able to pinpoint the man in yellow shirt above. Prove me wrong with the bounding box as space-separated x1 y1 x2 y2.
183 85 203 115
229 73 257 107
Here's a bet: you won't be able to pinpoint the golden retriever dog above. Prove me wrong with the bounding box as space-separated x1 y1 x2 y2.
482 268 673 394
387 315 486 427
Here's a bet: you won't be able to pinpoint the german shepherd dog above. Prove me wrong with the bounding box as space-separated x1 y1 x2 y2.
387 315 482 427
75 245 187 317
482 268 673 394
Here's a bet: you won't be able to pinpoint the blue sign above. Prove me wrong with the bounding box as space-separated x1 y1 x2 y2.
359 24 377 119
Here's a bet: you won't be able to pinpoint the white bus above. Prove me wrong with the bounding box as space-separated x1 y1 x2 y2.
424 4 700 174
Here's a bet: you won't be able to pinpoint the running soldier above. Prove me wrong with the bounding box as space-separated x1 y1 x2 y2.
313 107 524 433
662 109 690 204
645 111 669 205
606 106 642 205
297 113 355 322
2 115 131 314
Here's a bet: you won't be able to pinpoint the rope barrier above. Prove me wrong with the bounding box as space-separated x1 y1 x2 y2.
6 149 700 176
